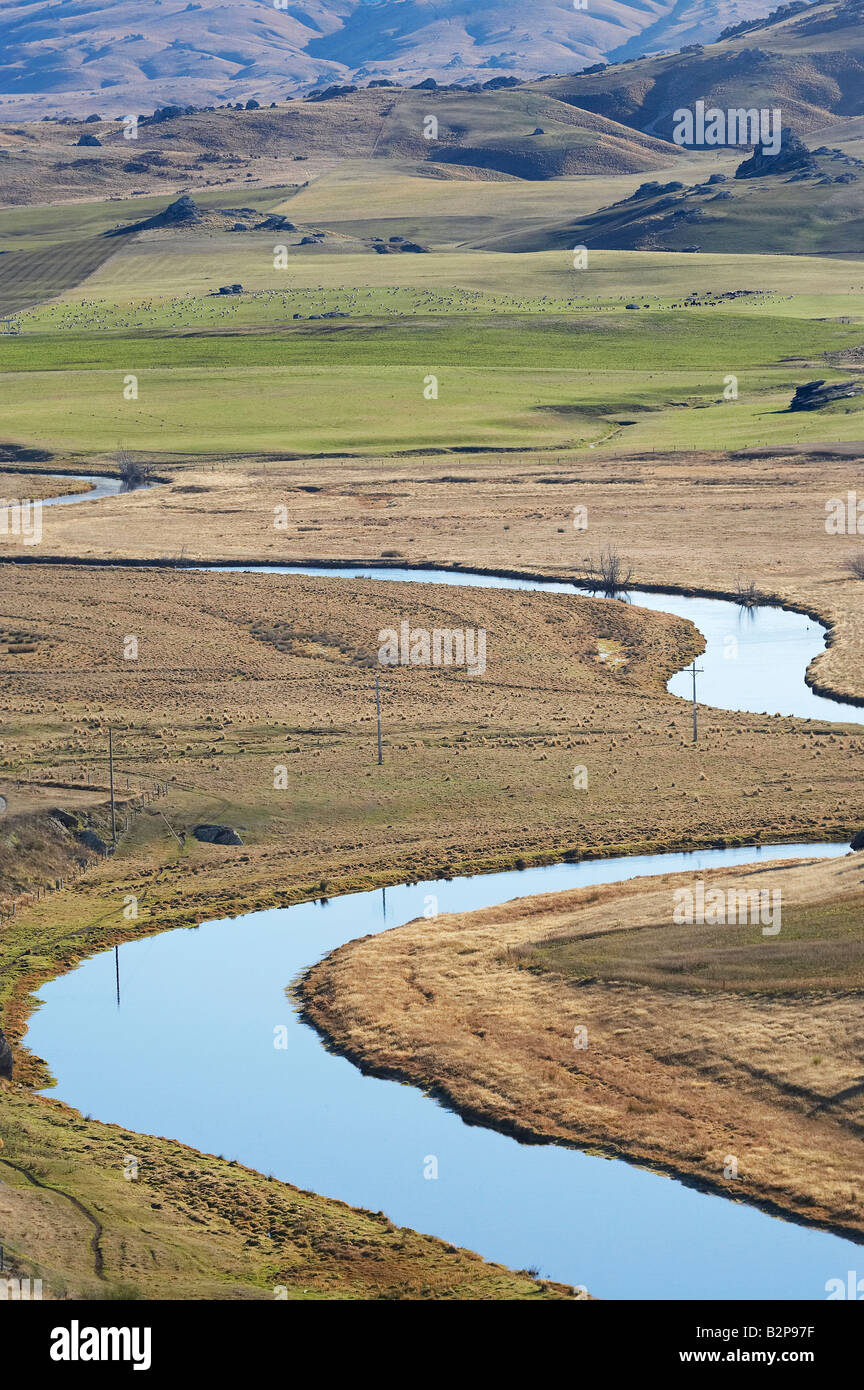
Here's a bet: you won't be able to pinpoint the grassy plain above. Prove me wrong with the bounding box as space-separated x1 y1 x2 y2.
1 239 863 455
3 361 864 456
270 158 732 247
1 175 861 460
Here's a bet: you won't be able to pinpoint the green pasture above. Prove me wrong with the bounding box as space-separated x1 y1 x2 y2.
1 359 861 457
8 247 863 329
0 309 858 373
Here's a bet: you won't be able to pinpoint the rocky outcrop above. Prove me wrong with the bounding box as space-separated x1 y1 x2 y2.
0 1027 12 1080
851 829 864 850
152 193 202 226
108 194 202 237
193 824 243 846
254 215 297 232
789 380 864 411
735 131 816 180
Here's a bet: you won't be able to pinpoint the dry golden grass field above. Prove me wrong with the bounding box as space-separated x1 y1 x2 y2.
6 445 864 702
2 439 864 1296
0 471 88 502
299 853 864 1241
2 561 862 970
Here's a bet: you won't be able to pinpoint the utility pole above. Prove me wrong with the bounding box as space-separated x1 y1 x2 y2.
690 660 704 743
371 674 391 765
375 675 383 765
108 727 116 843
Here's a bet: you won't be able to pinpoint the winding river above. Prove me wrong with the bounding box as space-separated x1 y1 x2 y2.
21 477 864 1300
40 472 130 507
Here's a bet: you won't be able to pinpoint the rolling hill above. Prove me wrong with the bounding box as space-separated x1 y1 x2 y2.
484 137 864 254
531 0 864 141
0 0 793 117
0 85 684 207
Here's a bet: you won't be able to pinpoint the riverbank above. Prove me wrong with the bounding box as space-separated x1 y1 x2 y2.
0 471 92 502
297 853 864 1245
0 1084 573 1300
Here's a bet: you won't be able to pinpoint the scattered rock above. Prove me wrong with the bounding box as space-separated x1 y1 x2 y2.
632 180 685 199
217 283 243 294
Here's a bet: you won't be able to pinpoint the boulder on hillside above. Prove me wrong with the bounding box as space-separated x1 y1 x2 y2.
850 829 864 850
305 85 357 102
76 133 102 147
77 828 108 854
194 823 243 846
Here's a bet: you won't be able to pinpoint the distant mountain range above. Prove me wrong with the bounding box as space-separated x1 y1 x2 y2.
0 0 795 117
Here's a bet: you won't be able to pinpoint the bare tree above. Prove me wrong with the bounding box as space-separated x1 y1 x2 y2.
844 553 864 579
116 446 152 491
578 546 634 596
734 575 760 607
